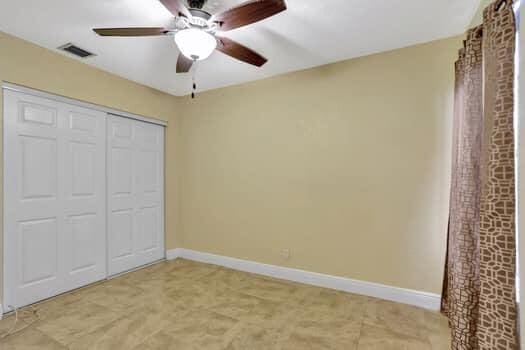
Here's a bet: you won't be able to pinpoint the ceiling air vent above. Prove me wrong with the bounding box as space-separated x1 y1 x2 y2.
58 43 96 58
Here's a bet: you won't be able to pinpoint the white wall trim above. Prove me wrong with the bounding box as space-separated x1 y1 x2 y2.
166 248 183 261
2 82 168 127
166 248 441 311
0 304 3 319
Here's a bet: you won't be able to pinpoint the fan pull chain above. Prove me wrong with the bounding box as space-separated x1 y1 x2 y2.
191 64 197 99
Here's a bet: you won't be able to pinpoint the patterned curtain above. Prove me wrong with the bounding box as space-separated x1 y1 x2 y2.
442 27 484 350
441 1 517 349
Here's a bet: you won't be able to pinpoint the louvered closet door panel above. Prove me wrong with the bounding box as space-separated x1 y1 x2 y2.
107 115 164 276
4 90 106 309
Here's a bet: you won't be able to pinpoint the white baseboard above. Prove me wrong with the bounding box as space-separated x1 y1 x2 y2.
166 248 182 261
166 248 441 311
0 304 3 319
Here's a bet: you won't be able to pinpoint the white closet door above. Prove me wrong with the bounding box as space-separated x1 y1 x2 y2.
4 90 106 309
107 115 164 276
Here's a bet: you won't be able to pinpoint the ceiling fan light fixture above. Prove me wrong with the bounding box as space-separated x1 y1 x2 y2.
174 28 217 61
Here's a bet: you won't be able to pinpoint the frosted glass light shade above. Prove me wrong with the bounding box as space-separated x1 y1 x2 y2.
174 28 217 61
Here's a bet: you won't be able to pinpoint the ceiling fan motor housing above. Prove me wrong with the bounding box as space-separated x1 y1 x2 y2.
188 9 212 22
188 0 207 9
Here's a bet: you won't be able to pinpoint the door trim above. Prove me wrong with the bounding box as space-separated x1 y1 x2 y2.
2 82 168 127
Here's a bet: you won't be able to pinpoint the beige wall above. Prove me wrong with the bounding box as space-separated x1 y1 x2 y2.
176 36 462 294
0 31 181 301
0 29 462 302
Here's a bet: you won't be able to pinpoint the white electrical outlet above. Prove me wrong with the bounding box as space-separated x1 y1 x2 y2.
281 248 291 260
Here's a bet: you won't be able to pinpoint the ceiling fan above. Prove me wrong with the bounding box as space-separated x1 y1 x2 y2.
93 0 287 74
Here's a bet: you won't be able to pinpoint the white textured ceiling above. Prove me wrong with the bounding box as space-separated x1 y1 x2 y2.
0 0 481 96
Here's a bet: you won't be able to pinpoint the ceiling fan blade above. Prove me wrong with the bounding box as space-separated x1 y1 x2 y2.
159 0 191 18
176 54 194 73
212 0 286 31
93 28 169 36
216 36 267 67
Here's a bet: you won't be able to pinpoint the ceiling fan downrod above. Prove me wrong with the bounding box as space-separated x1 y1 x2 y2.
187 0 207 9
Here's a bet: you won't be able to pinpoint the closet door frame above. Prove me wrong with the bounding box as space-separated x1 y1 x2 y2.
1 84 168 127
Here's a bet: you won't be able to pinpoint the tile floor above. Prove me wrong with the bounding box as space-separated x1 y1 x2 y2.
0 259 451 349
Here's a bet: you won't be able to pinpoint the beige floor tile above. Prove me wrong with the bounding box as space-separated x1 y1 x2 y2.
224 323 283 350
208 290 263 319
164 280 221 310
281 329 359 350
242 297 300 328
0 313 31 337
292 315 362 340
167 259 219 281
300 289 369 320
422 310 451 349
31 291 89 322
0 259 451 350
202 267 254 291
0 328 67 350
35 301 120 345
238 276 300 302
143 309 240 350
161 309 239 343
429 332 451 350
67 304 184 350
74 281 145 313
357 324 432 350
363 298 429 339
135 330 198 350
